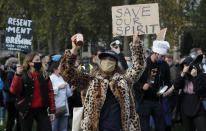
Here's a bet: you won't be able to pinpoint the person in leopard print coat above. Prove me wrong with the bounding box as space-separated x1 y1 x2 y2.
60 33 145 131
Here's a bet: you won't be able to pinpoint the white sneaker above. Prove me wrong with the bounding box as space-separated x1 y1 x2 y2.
0 120 3 126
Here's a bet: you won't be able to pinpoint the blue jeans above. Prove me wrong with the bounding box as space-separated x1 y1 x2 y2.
52 116 68 131
162 97 172 126
0 107 5 120
202 100 206 110
138 100 165 131
1 91 6 121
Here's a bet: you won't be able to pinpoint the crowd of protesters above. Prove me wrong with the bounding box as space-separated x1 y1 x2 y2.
0 33 205 131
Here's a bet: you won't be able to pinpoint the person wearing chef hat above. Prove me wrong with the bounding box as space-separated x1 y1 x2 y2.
134 40 171 131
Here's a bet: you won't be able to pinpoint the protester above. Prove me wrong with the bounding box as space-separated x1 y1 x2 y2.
78 57 93 74
91 46 105 70
110 40 128 70
10 52 56 131
174 55 206 131
202 54 206 73
165 55 179 84
41 55 51 72
134 40 171 131
49 61 75 131
125 56 132 67
60 33 145 131
0 64 6 126
68 55 83 118
163 55 180 131
3 57 22 131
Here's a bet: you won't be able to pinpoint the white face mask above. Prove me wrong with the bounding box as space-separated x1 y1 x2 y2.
202 58 206 64
100 59 116 73
127 61 132 67
167 62 173 67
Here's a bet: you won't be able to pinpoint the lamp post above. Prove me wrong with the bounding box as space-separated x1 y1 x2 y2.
123 0 129 56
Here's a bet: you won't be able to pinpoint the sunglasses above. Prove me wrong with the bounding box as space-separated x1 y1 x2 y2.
151 69 158 73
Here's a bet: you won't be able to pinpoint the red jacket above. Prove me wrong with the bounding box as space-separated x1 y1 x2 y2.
10 71 56 114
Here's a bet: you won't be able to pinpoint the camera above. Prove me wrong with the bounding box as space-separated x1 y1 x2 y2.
110 40 121 47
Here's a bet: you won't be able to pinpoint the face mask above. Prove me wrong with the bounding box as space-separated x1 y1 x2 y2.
10 64 17 70
95 59 100 65
167 62 173 67
191 54 197 59
127 61 132 67
156 57 164 63
202 58 206 64
100 59 116 73
33 62 42 71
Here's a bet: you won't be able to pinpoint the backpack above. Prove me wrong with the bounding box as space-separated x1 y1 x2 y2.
0 77 4 91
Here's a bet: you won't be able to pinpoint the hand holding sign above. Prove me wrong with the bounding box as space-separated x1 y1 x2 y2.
133 32 140 45
156 28 167 41
16 64 23 75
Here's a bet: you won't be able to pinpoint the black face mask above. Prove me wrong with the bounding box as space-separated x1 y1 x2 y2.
10 64 17 70
33 62 42 71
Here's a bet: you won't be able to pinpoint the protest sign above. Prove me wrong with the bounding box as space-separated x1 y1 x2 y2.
112 3 160 37
5 17 33 52
156 28 167 41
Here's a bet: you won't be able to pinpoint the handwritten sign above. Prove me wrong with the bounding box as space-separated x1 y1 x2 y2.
5 17 33 52
112 3 160 37
156 28 167 41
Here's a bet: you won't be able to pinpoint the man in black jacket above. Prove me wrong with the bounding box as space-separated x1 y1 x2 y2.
134 40 171 131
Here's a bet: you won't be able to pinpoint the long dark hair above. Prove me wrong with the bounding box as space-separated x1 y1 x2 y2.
49 61 60 73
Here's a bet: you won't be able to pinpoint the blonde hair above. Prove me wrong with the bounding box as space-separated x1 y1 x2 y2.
23 52 49 79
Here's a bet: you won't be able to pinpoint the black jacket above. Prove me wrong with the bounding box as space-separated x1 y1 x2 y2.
10 71 56 118
118 53 128 70
174 72 206 117
13 71 52 117
3 71 16 102
0 69 6 81
134 56 171 103
20 72 50 107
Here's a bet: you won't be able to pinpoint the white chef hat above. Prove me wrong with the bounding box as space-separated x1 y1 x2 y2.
152 40 170 55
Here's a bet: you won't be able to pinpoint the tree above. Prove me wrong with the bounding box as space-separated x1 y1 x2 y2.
0 0 125 54
135 0 187 49
192 0 206 51
1 0 203 56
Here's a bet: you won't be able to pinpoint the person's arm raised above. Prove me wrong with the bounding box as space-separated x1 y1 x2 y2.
124 33 146 84
60 34 91 90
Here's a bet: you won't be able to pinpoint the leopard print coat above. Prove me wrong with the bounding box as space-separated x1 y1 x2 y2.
61 42 145 131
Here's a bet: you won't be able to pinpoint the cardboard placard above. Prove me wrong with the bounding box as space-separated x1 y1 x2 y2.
156 28 167 41
5 17 33 52
112 3 160 37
